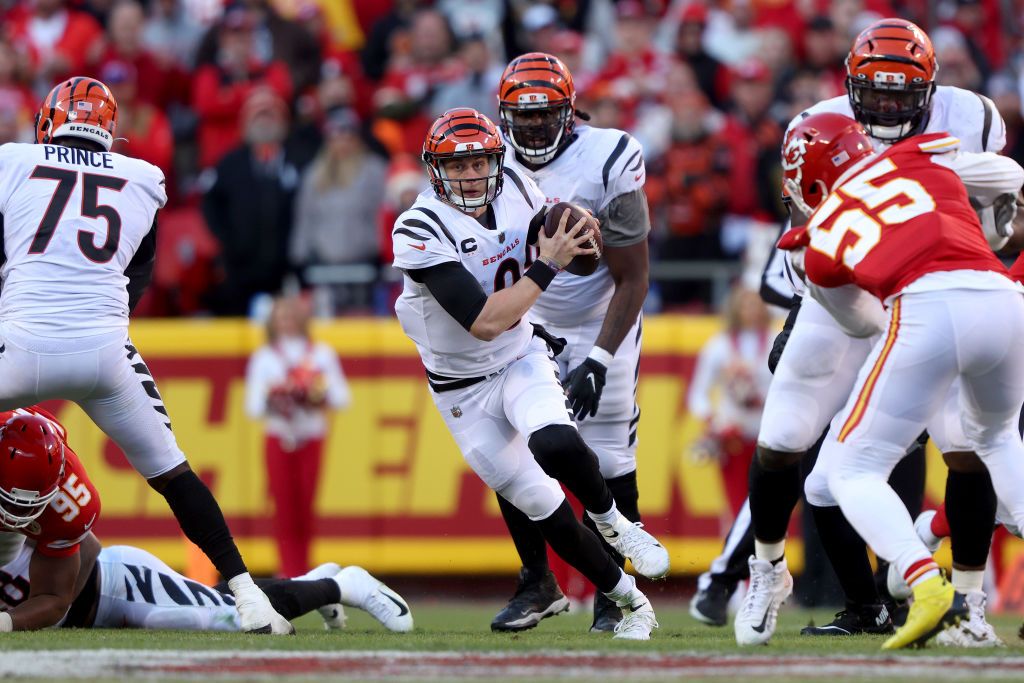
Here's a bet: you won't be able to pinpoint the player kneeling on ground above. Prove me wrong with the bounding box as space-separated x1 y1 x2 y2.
778 112 1024 649
391 108 665 640
0 406 412 633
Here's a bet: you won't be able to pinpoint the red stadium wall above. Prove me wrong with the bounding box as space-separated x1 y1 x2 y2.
42 316 975 576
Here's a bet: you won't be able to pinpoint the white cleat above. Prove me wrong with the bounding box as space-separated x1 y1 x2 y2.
612 600 659 641
734 556 792 646
598 517 670 579
234 585 295 635
934 591 1004 648
337 566 413 632
915 510 943 553
295 563 347 630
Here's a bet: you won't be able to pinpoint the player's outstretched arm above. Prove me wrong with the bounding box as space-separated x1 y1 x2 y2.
6 550 81 631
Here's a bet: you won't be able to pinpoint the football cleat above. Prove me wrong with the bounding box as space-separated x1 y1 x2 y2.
882 575 966 649
689 581 733 627
734 556 793 646
934 591 1004 648
336 566 413 632
295 563 346 630
491 568 569 632
800 602 894 636
597 517 670 579
234 584 295 635
612 599 658 641
590 591 623 633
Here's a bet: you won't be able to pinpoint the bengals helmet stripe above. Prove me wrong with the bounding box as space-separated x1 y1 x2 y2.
845 18 937 142
498 52 577 164
422 108 506 213
36 76 119 151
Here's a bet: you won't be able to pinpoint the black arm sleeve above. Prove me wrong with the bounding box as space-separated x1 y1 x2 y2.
124 216 158 313
407 261 489 331
527 207 548 245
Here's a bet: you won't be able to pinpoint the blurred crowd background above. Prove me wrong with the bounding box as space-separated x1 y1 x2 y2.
2 0 1021 317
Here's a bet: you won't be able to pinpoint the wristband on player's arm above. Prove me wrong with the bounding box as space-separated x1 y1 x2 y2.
525 258 559 290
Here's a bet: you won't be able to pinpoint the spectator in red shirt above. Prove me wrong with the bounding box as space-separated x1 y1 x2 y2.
5 0 105 96
595 0 670 111
718 59 785 255
103 60 174 184
0 40 35 143
191 6 292 170
92 0 187 109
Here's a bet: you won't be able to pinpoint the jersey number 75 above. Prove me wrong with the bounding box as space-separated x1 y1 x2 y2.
29 165 127 263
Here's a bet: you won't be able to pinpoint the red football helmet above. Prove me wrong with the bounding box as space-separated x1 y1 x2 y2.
782 112 874 215
846 18 937 141
0 413 66 530
36 76 119 151
497 52 577 164
422 108 505 212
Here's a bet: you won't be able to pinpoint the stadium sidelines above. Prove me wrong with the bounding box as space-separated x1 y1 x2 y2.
3 649 1024 681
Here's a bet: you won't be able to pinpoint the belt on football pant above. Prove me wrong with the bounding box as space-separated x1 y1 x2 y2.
426 367 505 393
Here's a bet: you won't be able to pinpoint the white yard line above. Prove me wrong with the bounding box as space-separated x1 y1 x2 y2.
3 650 1024 680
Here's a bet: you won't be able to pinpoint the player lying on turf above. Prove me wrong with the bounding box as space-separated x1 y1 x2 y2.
778 111 1024 649
391 108 666 640
0 407 412 632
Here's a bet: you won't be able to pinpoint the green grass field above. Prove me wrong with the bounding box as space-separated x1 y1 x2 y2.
2 603 1024 682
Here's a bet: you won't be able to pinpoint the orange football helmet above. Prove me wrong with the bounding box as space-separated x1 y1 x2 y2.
845 18 937 141
781 112 874 215
497 52 576 164
35 77 119 151
422 108 506 212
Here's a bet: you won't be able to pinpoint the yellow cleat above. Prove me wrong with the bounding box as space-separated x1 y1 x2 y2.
882 574 967 650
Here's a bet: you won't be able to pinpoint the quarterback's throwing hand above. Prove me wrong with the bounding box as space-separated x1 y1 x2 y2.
565 358 607 420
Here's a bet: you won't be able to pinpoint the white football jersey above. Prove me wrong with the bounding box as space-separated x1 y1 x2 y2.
504 126 648 327
393 168 545 378
769 85 1005 299
0 143 167 337
0 542 32 611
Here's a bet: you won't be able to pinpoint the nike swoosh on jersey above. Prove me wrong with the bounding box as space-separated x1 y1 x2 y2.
634 173 644 181
384 592 409 616
410 243 426 251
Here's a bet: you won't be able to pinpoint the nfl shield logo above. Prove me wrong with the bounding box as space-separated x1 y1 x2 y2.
498 232 505 243
451 405 463 418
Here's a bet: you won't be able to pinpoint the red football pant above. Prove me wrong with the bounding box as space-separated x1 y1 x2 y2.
265 435 323 577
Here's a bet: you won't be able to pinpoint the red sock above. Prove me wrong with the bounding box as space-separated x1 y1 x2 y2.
930 504 950 539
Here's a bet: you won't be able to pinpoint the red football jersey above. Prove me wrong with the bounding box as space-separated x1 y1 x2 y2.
5 408 101 558
1010 253 1024 285
803 133 1010 301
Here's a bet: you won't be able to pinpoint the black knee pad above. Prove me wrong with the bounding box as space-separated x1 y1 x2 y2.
529 425 597 479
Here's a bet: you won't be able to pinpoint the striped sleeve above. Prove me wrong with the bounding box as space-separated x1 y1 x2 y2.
392 205 459 270
599 133 646 211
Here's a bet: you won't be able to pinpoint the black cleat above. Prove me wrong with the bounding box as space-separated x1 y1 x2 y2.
491 568 569 632
689 581 733 627
801 602 895 636
590 591 623 632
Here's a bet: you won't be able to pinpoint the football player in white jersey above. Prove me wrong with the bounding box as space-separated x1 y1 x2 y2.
731 19 1013 646
0 77 290 634
392 108 667 640
487 53 653 633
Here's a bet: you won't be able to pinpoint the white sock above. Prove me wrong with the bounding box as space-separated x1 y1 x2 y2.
604 570 642 608
587 501 620 526
227 573 256 596
754 540 786 563
952 568 984 595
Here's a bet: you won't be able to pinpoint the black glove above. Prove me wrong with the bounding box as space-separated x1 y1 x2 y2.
565 357 607 420
768 298 802 374
531 323 567 357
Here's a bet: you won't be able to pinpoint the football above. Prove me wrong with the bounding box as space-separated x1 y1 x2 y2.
542 202 603 276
